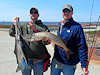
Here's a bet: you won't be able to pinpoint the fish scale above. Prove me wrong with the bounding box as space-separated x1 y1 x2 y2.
23 32 73 59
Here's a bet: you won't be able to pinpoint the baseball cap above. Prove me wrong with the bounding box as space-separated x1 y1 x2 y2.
62 4 73 13
30 8 39 14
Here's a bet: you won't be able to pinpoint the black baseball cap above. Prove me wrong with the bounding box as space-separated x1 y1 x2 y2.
30 8 39 14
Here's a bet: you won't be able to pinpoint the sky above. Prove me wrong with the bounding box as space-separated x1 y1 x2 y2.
0 0 100 22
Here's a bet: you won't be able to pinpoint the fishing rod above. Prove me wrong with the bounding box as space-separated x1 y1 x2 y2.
84 0 95 74
85 16 100 75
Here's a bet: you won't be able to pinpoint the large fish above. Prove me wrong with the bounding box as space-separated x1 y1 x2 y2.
23 32 73 59
15 23 31 72
15 38 27 72
15 36 31 72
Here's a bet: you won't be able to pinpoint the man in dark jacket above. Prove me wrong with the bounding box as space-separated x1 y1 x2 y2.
51 4 88 75
9 7 50 75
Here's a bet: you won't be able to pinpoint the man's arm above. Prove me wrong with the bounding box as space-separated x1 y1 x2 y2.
9 17 20 37
75 25 88 75
9 24 16 37
75 25 88 68
41 25 51 45
35 20 51 45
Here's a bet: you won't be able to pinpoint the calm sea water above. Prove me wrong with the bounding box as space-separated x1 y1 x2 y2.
0 21 98 26
0 22 59 25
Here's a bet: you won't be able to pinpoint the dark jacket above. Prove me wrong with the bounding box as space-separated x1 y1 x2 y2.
9 20 50 60
54 18 88 68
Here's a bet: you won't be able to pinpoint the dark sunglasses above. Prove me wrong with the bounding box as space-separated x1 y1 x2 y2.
63 8 72 13
30 11 38 14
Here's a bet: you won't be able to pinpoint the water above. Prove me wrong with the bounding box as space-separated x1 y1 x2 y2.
0 21 99 32
0 22 12 25
0 21 99 25
0 22 59 31
0 22 59 25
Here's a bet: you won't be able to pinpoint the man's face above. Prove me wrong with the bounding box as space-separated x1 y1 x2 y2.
30 11 39 21
62 9 73 20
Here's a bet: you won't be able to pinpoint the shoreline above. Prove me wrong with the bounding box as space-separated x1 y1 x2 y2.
0 25 11 28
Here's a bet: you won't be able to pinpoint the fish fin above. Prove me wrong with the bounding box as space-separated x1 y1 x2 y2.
16 64 24 72
16 63 31 72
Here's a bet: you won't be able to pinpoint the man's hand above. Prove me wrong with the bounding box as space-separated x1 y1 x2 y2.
42 37 51 44
51 42 55 47
12 17 19 25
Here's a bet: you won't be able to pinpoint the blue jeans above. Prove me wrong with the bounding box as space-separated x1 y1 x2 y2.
21 59 44 75
51 58 76 75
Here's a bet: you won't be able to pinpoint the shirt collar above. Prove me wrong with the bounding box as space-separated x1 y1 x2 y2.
64 18 74 27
